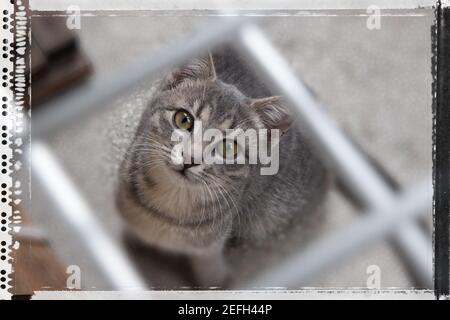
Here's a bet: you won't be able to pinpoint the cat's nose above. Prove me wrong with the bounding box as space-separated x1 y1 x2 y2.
183 162 200 170
183 156 200 170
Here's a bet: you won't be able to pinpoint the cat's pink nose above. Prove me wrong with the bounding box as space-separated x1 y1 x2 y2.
183 160 200 170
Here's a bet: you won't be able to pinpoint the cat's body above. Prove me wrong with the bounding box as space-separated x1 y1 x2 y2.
116 47 329 286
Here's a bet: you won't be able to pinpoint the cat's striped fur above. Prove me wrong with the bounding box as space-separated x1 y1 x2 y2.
116 47 329 286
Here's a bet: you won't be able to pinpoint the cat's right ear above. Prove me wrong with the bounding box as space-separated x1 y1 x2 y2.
160 53 216 91
249 96 294 135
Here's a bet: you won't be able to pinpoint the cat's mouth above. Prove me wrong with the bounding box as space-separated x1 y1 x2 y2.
169 164 197 182
165 159 204 183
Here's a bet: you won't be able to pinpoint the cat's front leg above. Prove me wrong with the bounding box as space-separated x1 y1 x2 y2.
189 250 231 288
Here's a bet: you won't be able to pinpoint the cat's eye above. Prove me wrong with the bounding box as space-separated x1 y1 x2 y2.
173 109 194 131
217 139 238 160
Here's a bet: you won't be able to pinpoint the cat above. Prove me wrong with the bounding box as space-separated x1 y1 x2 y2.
116 46 330 287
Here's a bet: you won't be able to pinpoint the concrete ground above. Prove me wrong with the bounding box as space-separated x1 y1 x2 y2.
28 12 433 290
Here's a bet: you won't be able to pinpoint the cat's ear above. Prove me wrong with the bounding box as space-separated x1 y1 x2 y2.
161 52 216 90
250 96 294 134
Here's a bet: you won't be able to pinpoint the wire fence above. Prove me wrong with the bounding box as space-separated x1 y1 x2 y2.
28 17 433 290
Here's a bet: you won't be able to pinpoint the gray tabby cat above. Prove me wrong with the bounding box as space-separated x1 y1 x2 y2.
116 47 329 286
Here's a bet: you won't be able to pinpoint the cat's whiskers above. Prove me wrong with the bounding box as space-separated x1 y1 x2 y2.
215 180 241 231
132 145 172 155
134 136 173 152
194 181 208 232
200 179 218 231
126 152 168 178
208 179 225 233
202 172 242 236
206 178 233 228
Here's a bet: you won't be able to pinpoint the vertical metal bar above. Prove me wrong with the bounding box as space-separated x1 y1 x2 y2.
235 24 432 287
31 141 147 291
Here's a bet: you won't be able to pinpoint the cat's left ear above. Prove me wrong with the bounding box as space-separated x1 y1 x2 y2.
161 52 216 91
250 96 294 134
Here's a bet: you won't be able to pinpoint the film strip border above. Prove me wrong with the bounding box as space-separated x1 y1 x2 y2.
0 0 27 300
0 0 445 299
0 0 14 300
434 0 450 298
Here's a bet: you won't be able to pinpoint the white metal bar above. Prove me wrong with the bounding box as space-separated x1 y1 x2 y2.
236 25 396 206
235 24 432 287
241 178 432 288
31 141 147 291
32 17 244 138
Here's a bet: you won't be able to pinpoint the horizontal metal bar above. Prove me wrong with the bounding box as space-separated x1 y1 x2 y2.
240 178 432 288
31 17 244 139
235 25 432 287
31 141 147 290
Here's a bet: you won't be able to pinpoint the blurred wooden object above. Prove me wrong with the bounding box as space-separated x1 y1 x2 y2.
30 17 92 106
12 214 68 296
13 239 68 296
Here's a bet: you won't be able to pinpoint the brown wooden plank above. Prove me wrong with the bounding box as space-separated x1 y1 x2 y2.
11 212 68 295
32 17 76 57
12 239 68 295
31 49 92 105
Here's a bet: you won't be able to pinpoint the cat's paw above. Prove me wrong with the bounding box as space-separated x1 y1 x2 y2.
195 269 232 289
189 254 231 289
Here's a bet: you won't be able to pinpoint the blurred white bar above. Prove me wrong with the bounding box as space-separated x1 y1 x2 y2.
242 178 431 288
32 18 243 138
236 25 395 206
31 141 147 291
235 24 432 287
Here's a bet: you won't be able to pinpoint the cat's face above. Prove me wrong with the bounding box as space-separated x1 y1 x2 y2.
131 54 293 193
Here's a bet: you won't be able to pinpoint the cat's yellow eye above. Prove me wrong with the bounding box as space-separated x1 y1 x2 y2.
173 109 194 131
218 139 238 160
